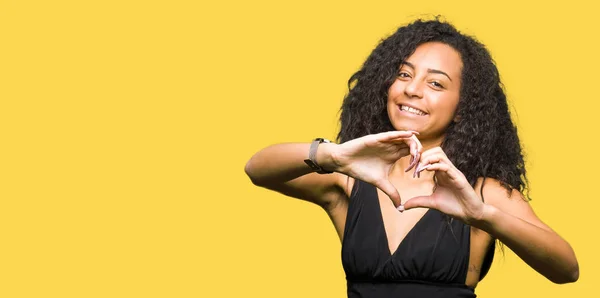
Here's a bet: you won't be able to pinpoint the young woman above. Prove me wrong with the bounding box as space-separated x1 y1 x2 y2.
244 18 579 297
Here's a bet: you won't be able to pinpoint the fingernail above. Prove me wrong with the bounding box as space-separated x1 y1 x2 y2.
415 163 422 173
406 154 417 172
418 164 431 174
397 205 405 212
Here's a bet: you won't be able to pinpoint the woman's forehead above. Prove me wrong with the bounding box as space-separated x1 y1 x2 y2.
403 42 463 77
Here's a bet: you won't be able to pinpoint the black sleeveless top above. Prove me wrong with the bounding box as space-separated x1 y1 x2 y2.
341 180 494 298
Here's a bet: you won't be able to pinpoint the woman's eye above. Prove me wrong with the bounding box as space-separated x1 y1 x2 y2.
430 81 444 89
398 72 410 78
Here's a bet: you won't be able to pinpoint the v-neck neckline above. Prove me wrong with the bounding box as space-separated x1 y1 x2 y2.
371 183 433 257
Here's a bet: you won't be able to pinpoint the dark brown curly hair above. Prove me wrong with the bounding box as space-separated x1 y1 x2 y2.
337 17 529 199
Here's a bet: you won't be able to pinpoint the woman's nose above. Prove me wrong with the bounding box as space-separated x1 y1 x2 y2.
404 79 424 98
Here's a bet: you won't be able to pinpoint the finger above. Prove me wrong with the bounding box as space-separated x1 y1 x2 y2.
418 146 445 161
418 163 448 174
403 195 438 210
411 134 423 159
411 137 423 177
415 150 435 177
413 134 423 155
381 136 412 144
415 152 449 173
375 179 402 207
376 130 415 142
405 141 419 172
412 150 422 178
418 162 461 182
414 153 442 178
380 135 417 145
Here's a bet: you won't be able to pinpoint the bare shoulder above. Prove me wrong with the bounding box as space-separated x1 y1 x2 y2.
475 177 526 203
475 177 552 232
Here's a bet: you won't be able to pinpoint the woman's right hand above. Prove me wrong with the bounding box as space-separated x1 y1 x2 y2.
328 130 422 207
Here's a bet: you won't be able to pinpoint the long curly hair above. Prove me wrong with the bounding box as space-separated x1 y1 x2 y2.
337 18 529 199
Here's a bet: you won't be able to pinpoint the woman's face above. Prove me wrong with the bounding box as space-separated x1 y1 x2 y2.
387 42 462 141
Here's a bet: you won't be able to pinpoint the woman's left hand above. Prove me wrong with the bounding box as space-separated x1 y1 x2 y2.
402 147 485 224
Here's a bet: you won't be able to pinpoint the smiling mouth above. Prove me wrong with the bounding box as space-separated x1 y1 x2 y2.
399 105 427 116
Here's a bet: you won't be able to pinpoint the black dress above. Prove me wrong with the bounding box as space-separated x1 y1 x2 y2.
342 179 494 298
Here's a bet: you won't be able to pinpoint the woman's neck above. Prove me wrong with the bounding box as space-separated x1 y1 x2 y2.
389 138 444 182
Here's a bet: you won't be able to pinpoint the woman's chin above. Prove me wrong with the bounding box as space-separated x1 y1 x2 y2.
392 124 420 133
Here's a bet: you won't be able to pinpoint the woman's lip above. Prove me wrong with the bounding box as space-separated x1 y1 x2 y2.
398 105 427 116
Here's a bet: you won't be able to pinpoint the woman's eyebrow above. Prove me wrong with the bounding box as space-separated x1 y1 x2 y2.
402 61 452 82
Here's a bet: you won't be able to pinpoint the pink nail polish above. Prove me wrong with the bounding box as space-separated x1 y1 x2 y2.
406 153 418 173
418 164 431 174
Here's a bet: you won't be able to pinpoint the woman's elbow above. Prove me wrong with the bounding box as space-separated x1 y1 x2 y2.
565 265 580 283
570 267 580 283
244 160 260 185
244 159 269 187
550 264 579 284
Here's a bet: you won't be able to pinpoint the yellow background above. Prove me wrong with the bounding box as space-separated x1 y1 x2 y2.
1 0 597 297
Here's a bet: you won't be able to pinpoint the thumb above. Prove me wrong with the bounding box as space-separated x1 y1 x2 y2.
375 180 401 207
403 195 437 211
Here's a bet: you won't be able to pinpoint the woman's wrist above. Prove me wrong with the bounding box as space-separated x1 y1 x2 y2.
315 142 342 173
469 203 498 230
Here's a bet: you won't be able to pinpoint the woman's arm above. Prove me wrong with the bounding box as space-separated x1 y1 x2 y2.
244 142 347 209
473 180 579 284
245 131 422 208
402 147 579 284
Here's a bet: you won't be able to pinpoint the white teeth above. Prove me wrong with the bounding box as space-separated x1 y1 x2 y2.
400 105 426 116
